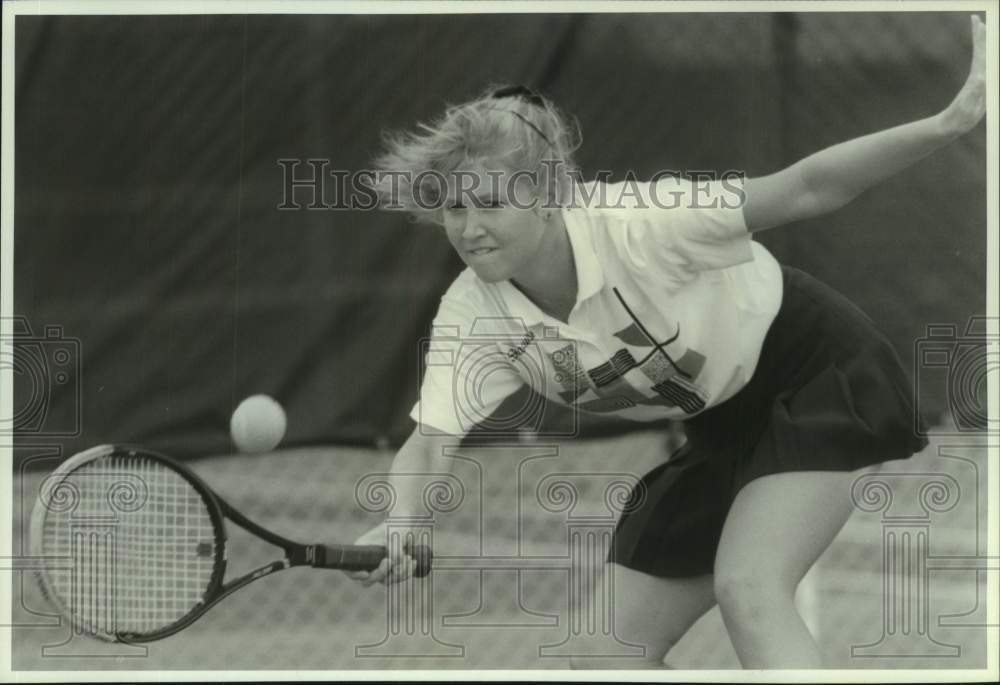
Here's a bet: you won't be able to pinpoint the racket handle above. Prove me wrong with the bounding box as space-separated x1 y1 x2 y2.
309 543 433 577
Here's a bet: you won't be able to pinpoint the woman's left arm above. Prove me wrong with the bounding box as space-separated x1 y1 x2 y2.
742 15 987 233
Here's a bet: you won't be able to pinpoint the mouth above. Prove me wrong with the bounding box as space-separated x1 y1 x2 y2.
467 247 498 257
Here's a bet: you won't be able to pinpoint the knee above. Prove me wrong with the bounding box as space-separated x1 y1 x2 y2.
713 570 794 625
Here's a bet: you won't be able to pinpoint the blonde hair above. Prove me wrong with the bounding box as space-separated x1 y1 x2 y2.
370 84 582 225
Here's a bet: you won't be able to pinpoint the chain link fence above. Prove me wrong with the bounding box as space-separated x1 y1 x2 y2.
10 423 988 670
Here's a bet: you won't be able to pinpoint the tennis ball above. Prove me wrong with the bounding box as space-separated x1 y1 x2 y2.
230 394 287 454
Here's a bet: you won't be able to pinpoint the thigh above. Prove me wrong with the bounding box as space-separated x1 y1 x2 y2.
714 470 856 590
570 563 715 669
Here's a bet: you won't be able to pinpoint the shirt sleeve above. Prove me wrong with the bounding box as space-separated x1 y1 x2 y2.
409 292 525 436
616 176 754 290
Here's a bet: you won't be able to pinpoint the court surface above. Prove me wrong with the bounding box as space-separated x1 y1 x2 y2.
9 426 989 670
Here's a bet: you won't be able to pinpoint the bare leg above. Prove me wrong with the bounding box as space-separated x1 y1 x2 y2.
713 470 856 668
569 563 715 669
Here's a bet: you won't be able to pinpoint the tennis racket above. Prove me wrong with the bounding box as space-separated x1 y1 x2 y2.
29 444 432 643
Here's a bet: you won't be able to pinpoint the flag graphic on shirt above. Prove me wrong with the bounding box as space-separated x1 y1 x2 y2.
550 344 590 403
543 290 710 415
588 349 639 387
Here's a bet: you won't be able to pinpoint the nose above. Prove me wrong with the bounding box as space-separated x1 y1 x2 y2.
460 208 488 240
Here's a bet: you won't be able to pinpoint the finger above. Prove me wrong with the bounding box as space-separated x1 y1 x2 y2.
399 556 414 581
384 553 412 585
972 16 986 57
377 556 394 579
974 16 985 44
382 565 399 586
360 567 380 587
386 531 411 561
384 556 414 585
366 557 392 586
966 18 986 83
348 571 370 582
386 546 404 566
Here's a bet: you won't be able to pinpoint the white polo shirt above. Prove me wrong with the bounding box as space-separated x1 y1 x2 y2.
411 177 784 436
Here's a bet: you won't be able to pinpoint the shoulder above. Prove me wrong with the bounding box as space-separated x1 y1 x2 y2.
566 178 693 241
572 176 743 214
566 178 683 238
570 176 687 209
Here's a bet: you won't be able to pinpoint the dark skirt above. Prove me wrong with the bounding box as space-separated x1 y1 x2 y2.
610 266 929 578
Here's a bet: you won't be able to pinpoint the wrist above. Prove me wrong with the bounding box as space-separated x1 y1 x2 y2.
936 105 972 141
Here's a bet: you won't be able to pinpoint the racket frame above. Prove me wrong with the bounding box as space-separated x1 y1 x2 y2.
29 444 228 643
31 444 429 644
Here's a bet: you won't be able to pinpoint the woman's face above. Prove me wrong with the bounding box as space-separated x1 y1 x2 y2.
440 167 551 284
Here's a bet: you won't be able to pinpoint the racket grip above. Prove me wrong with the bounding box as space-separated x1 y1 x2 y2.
311 543 433 577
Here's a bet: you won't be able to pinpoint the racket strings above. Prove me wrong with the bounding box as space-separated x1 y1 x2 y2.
40 454 217 636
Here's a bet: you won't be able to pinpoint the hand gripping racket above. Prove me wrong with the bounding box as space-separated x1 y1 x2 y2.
29 444 432 643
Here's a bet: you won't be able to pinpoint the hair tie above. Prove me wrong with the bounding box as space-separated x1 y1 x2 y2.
489 84 554 147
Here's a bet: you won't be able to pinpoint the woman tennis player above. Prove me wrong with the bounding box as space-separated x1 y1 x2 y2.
349 16 987 669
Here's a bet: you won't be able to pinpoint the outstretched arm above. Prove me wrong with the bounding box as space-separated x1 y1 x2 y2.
742 15 987 233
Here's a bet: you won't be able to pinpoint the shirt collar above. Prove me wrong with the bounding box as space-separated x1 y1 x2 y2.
493 206 605 326
565 205 605 304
